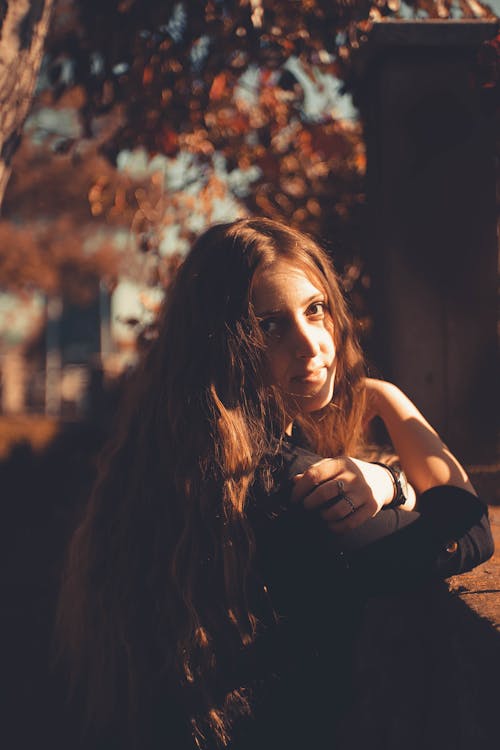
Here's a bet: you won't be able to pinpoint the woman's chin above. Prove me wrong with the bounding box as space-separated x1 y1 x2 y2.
285 388 334 417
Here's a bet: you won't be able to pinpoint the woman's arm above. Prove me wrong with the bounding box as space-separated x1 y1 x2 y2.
290 453 415 533
271 442 494 590
364 378 476 497
291 379 476 529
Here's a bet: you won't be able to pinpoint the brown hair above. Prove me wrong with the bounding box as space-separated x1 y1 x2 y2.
56 218 366 747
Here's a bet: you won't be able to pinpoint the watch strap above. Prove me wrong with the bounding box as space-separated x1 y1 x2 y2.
371 461 407 508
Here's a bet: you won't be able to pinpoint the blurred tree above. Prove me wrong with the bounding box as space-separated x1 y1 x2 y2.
1 0 497 319
38 0 494 233
0 0 55 206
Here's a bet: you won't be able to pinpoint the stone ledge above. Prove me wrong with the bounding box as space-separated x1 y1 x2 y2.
337 506 500 750
447 505 500 630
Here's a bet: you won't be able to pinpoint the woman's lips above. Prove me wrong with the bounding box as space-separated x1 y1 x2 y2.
291 367 326 384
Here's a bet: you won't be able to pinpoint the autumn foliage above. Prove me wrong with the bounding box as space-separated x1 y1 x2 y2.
1 0 497 308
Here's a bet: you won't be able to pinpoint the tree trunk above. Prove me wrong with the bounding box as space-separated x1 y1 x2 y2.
0 0 54 209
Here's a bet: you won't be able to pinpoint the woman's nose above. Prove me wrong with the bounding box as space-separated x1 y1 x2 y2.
291 320 320 358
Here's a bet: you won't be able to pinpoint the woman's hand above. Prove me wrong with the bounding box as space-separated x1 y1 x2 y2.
291 457 398 533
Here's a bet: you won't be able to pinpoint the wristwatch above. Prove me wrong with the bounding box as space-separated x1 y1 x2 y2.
372 461 408 508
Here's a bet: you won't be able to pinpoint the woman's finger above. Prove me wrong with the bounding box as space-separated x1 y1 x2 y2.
326 500 376 534
301 476 349 512
319 490 359 521
290 458 345 506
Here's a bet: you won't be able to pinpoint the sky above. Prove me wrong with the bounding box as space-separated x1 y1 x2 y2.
480 0 500 13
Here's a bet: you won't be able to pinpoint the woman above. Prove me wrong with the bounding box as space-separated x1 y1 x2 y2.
57 218 493 750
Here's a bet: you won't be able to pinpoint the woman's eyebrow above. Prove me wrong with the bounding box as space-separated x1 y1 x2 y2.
254 307 281 318
254 293 325 318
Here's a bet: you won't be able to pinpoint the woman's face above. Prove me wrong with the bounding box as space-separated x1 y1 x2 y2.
251 259 337 422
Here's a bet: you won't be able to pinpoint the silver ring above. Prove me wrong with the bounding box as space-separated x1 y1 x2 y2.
318 490 345 511
344 494 356 516
316 479 346 512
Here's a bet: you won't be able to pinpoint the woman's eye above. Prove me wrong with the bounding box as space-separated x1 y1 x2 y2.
259 318 281 337
307 301 326 317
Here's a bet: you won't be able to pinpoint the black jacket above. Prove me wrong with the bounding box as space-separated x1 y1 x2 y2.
167 440 493 750
95 439 495 750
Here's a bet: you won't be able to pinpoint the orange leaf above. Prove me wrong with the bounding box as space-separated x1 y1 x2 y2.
210 73 227 100
159 127 179 156
143 66 154 85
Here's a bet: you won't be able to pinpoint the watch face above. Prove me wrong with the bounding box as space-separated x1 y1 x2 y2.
399 469 409 498
388 463 406 506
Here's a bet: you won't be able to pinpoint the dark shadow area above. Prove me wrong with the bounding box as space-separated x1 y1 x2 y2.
2 386 499 749
337 581 500 750
1 377 124 750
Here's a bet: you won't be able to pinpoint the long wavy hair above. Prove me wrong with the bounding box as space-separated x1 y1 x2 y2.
56 218 366 747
